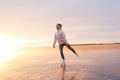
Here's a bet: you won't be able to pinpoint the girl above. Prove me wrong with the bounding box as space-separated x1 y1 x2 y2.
53 23 79 67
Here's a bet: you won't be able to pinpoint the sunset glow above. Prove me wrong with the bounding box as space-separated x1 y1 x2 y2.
0 0 120 63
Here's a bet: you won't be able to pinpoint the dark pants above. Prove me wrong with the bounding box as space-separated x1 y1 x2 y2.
59 43 77 59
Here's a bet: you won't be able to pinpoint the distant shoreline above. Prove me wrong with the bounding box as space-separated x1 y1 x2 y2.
71 43 120 46
19 43 120 49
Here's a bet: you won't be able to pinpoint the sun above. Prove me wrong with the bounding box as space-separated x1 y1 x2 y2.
0 35 15 64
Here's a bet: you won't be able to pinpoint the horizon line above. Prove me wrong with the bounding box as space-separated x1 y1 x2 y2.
17 42 120 48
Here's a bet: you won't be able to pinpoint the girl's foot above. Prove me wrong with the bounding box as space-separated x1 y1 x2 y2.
75 53 80 57
61 59 66 68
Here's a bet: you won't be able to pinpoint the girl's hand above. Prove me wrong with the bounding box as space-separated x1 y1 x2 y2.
53 44 55 48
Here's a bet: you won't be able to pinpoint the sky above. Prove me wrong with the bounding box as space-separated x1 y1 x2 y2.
0 0 120 46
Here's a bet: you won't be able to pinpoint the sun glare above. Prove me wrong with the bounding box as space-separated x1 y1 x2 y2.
0 35 15 64
0 47 14 64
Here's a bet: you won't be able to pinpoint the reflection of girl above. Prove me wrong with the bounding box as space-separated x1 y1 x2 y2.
61 66 79 80
61 66 66 80
53 23 79 66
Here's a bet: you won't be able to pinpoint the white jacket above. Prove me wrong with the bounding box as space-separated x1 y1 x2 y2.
53 29 68 45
